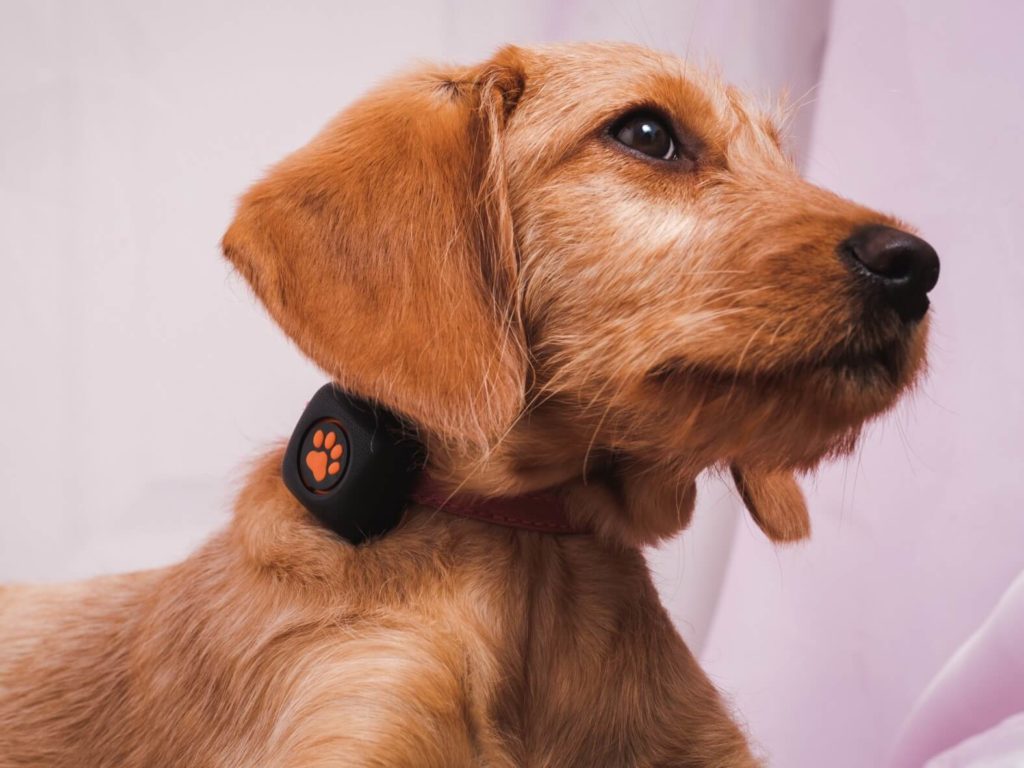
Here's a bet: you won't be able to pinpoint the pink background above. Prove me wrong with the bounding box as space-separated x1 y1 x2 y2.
703 2 1024 765
2 1 1022 765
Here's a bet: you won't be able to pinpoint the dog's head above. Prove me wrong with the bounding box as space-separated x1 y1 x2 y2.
224 43 938 546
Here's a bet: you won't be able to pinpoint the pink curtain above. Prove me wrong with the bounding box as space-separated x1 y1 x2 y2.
702 1 1024 765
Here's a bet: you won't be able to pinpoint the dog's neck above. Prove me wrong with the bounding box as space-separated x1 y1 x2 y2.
286 384 699 547
421 412 700 549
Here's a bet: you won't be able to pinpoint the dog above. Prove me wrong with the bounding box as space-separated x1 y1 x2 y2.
0 42 938 766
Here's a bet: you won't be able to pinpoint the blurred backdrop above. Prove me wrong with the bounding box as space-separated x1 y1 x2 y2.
2 1 1022 766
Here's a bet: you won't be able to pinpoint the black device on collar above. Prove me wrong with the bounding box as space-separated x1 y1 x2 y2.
282 383 421 544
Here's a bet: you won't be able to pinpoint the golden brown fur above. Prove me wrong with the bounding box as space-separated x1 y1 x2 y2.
0 43 931 766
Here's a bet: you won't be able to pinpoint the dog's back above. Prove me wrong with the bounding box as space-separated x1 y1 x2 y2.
0 535 476 767
0 573 160 765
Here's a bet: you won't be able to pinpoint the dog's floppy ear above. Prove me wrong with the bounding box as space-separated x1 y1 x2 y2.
730 465 810 543
222 48 527 448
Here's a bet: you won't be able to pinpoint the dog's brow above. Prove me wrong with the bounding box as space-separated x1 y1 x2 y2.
724 87 753 127
626 70 726 157
722 85 784 152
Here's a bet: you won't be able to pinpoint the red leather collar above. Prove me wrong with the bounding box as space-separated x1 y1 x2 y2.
411 476 589 535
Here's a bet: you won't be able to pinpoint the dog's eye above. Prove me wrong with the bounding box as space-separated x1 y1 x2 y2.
612 112 678 161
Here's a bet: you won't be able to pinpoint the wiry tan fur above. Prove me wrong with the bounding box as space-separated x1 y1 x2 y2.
0 43 931 766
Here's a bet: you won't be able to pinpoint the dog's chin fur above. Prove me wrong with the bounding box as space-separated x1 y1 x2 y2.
0 41 935 767
647 315 929 468
434 313 928 549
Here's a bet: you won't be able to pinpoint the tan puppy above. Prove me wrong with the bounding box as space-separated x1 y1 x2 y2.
0 42 938 767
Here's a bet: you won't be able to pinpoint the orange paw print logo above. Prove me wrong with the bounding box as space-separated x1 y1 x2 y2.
306 428 344 481
299 420 348 491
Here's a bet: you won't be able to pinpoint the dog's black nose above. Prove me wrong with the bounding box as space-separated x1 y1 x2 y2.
839 225 940 322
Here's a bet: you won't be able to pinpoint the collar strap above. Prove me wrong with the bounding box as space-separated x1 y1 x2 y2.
410 476 585 534
282 383 588 543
